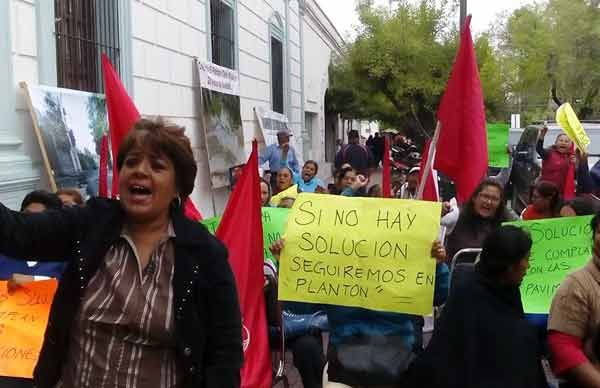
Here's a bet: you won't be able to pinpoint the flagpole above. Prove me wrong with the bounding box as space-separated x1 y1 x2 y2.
417 121 441 200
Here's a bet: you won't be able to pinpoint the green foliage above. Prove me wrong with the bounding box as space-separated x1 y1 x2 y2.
86 95 108 155
499 0 600 121
327 0 505 140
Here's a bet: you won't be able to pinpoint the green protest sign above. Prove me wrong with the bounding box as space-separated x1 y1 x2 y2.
504 216 593 314
487 123 510 168
201 207 289 269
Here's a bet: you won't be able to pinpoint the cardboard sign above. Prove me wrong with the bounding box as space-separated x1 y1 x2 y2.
505 216 592 314
556 103 591 152
278 194 441 315
0 279 58 378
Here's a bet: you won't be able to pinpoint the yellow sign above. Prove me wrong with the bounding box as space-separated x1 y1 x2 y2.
278 193 441 315
556 103 590 151
0 279 57 378
270 185 298 206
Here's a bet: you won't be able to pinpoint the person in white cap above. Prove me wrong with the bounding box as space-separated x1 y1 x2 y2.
398 167 420 199
259 129 300 188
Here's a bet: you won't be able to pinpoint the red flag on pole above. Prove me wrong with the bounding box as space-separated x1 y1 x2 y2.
101 53 140 198
216 141 272 388
184 198 203 222
98 134 109 198
434 15 487 204
419 140 440 202
382 136 392 198
564 144 576 200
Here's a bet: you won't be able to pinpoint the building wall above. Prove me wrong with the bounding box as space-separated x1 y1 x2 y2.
0 0 48 210
0 0 343 215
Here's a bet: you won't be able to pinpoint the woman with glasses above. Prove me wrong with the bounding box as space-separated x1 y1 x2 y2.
446 178 518 261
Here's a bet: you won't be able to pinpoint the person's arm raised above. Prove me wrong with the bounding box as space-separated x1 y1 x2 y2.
0 202 86 262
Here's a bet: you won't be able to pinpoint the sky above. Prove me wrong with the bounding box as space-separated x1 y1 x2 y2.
316 0 541 40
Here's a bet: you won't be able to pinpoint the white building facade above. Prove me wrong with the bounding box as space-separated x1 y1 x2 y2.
0 0 344 215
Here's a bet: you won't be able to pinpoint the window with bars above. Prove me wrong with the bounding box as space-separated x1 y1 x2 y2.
55 0 121 93
210 0 235 69
271 37 284 114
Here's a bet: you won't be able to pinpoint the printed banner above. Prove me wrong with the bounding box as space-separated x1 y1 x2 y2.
278 194 441 315
197 60 240 96
201 207 289 269
21 83 110 198
505 216 592 314
254 107 290 148
487 123 510 168
0 280 58 378
197 60 245 188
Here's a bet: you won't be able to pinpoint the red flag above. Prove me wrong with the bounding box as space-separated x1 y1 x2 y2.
184 198 203 221
419 140 440 202
216 141 272 388
98 134 109 198
564 144 576 200
434 15 487 204
102 53 140 198
382 136 392 198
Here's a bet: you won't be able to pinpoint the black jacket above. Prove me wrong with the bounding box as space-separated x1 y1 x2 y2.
0 198 243 388
401 267 547 388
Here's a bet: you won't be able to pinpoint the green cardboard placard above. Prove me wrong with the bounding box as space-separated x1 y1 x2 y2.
504 216 593 314
201 207 289 269
487 123 510 168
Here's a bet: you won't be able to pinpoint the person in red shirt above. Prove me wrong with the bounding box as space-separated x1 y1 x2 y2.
521 180 562 220
537 126 575 193
548 213 600 387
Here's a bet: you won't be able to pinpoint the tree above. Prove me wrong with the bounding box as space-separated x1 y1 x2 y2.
327 0 505 141
498 0 600 121
87 95 108 155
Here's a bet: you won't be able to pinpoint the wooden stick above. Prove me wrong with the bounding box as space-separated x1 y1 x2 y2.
20 82 58 192
417 121 441 200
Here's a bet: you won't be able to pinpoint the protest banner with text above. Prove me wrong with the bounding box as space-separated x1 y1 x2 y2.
278 194 441 315
505 216 592 314
202 207 289 268
0 279 57 378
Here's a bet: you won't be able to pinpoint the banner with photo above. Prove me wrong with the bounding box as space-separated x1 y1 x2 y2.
197 60 245 188
21 83 111 198
254 106 291 147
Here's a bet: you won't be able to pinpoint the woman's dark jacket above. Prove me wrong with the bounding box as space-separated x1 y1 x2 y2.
0 198 243 388
401 267 547 388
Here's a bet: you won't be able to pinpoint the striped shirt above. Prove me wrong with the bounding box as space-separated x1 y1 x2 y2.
57 224 183 388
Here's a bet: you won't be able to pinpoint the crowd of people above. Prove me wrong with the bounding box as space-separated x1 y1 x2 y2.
257 124 600 388
1 118 600 388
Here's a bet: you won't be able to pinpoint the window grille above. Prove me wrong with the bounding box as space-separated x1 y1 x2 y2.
55 0 121 93
271 37 284 114
210 0 235 69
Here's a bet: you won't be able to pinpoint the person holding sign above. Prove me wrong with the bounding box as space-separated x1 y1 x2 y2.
537 126 575 194
272 238 449 387
0 119 243 388
0 190 65 388
402 226 548 388
547 214 600 387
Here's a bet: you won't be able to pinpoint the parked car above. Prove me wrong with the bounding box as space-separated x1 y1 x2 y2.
508 121 600 213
